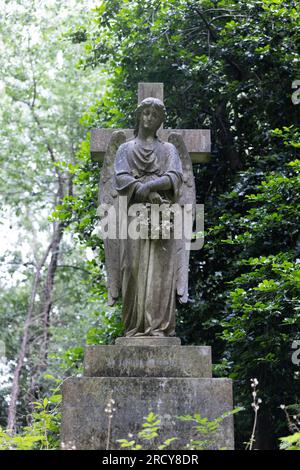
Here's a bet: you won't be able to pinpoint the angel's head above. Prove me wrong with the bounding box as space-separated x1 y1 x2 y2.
134 97 166 137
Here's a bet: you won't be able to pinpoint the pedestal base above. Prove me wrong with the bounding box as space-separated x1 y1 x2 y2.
84 344 212 377
61 340 234 450
115 336 181 346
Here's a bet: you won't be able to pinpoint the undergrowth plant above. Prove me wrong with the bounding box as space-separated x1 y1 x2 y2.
117 408 242 451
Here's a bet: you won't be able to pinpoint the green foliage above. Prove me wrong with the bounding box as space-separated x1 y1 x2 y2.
117 408 242 450
279 433 300 451
64 0 300 448
0 0 106 430
118 412 163 450
207 145 300 446
86 308 124 345
1 0 299 450
279 404 300 450
177 408 243 450
0 391 61 450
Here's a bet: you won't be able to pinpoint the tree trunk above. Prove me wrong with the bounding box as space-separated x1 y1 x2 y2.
6 243 52 433
40 221 64 367
25 176 71 404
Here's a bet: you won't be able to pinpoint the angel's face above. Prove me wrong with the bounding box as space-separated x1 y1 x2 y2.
139 105 163 133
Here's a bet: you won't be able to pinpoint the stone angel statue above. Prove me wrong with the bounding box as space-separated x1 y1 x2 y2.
98 97 196 338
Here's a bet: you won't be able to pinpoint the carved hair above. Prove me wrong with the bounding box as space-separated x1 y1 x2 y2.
134 97 166 137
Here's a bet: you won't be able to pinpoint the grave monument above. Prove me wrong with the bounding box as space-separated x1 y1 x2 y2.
61 83 234 450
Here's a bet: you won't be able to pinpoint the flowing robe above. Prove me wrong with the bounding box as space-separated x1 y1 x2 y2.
115 138 183 337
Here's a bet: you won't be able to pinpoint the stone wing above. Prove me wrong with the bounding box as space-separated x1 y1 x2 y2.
98 130 126 306
168 133 196 304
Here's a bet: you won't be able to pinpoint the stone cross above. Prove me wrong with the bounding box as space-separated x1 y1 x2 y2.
90 82 211 164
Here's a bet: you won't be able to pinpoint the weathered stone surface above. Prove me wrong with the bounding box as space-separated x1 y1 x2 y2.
115 336 181 346
61 377 234 450
103 97 196 337
138 82 164 104
91 128 211 163
84 345 212 378
91 82 210 164
91 82 211 163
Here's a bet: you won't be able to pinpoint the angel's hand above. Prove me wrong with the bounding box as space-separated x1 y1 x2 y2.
135 183 151 202
148 191 164 204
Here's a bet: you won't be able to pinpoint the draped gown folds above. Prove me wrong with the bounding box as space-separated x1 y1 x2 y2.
114 138 183 337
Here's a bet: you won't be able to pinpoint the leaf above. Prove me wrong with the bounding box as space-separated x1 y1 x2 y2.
48 394 62 404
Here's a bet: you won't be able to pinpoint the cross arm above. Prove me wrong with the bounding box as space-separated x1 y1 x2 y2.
90 128 211 164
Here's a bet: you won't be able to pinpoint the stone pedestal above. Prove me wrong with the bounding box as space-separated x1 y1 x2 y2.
61 338 234 450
